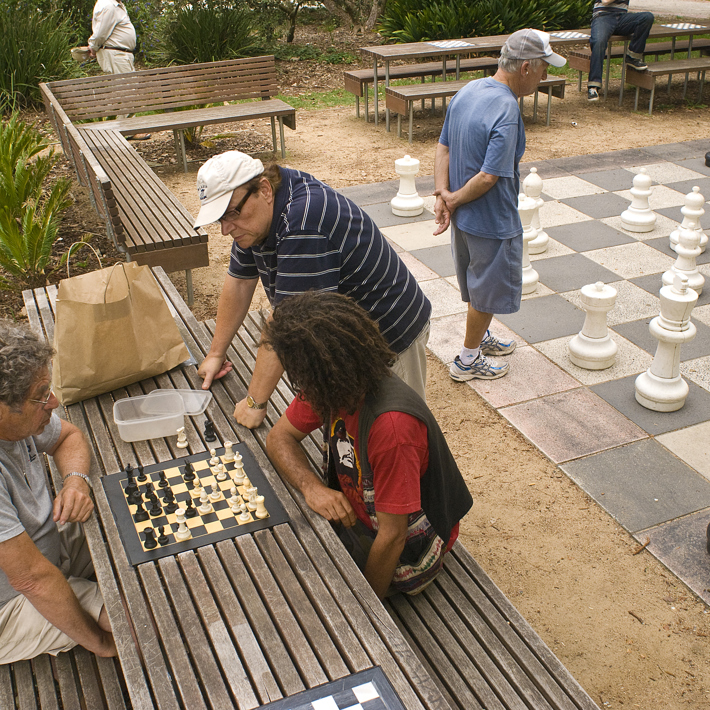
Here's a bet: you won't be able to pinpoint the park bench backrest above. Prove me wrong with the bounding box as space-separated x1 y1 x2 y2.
43 55 279 122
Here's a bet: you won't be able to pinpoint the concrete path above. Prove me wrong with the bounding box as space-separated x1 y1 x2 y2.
631 0 710 19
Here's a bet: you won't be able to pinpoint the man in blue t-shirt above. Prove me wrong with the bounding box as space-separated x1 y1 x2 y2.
434 29 565 382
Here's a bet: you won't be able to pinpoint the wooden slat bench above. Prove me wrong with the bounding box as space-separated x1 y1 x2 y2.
387 76 566 143
344 56 500 121
63 122 208 306
40 56 296 171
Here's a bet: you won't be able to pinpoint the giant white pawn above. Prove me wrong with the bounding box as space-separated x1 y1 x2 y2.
669 186 707 254
635 274 698 412
662 224 704 295
519 193 539 294
523 167 549 254
567 282 618 369
390 155 424 217
621 168 656 233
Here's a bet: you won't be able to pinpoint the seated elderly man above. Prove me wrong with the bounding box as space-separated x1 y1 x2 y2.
0 320 115 664
265 293 472 599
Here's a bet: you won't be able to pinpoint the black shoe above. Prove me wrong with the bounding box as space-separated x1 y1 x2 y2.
587 87 599 102
626 56 648 71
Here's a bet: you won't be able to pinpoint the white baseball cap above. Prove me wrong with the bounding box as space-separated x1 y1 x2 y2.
502 28 567 68
194 151 264 227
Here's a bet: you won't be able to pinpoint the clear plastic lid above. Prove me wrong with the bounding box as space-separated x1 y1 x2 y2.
146 388 212 416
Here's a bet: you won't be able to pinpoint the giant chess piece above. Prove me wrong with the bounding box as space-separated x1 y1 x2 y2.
390 155 424 217
519 193 539 295
662 224 704 295
567 282 618 370
669 186 707 254
621 168 656 233
635 274 698 412
523 167 549 254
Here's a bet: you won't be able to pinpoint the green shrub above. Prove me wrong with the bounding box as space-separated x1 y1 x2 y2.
378 0 594 43
0 1 80 109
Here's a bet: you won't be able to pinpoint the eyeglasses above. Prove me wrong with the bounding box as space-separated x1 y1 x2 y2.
28 389 54 407
218 187 256 224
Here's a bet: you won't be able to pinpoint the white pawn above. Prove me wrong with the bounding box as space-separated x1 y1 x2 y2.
635 273 698 412
209 449 220 474
198 490 212 514
223 440 235 463
176 426 188 449
670 187 707 253
662 224 704 295
390 155 424 217
621 168 656 232
174 508 192 541
519 193 539 294
208 483 221 502
229 490 241 513
192 479 203 497
255 495 268 519
214 463 227 481
567 282 618 369
241 474 252 490
239 505 251 523
523 167 549 254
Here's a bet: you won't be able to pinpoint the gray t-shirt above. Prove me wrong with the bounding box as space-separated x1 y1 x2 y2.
0 414 62 607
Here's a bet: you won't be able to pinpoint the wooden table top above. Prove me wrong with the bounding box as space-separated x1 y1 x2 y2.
23 270 451 710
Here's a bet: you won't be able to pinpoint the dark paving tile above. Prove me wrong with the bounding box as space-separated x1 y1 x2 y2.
409 244 455 278
338 180 399 206
643 236 710 265
534 253 620 292
677 156 710 177
626 273 710 307
362 202 436 229
657 205 710 229
636 508 710 606
575 168 636 192
560 440 710 533
521 161 572 180
546 220 636 251
560 192 631 219
587 147 660 168
642 142 707 161
497 294 583 343
612 315 710 359
664 177 710 197
590 374 710 435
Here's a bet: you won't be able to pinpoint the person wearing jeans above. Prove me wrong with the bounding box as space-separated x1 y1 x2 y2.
588 0 654 101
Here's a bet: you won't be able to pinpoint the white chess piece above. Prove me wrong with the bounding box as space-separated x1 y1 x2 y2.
669 186 707 254
241 474 252 490
239 506 251 523
519 193 539 294
390 155 424 217
229 490 241 513
223 440 235 463
635 274 698 412
192 479 203 497
567 282 618 370
620 168 656 233
208 484 221 502
176 426 188 449
246 486 258 511
174 508 192 541
198 490 212 514
255 495 268 519
523 167 549 254
214 463 227 481
662 224 704 295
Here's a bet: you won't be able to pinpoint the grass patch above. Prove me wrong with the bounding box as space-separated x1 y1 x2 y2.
276 88 354 109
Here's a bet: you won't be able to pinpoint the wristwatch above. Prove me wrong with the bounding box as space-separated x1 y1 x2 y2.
65 472 92 489
246 395 267 410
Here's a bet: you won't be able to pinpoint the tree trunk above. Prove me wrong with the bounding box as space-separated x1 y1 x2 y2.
321 0 359 26
365 0 380 30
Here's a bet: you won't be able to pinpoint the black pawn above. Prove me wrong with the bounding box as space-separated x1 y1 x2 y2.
148 495 162 517
134 500 149 523
182 461 195 482
124 463 133 476
204 420 217 442
136 465 147 482
158 470 169 488
163 488 178 515
125 473 139 505
143 528 157 550
145 481 155 497
184 497 197 518
157 526 170 546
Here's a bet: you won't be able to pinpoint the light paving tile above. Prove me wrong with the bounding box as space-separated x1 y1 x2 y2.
380 220 449 251
657 421 710 479
539 200 594 228
584 242 675 279
535 332 653 385
629 162 707 185
560 280 660 325
540 175 607 200
692 303 710 326
427 313 467 364
521 283 555 301
384 237 403 253
616 185 687 210
601 214 679 240
399 252 438 281
680 355 710 394
529 238 575 261
418 278 468 318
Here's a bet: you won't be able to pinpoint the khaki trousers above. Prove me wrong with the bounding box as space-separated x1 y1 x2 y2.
391 320 430 401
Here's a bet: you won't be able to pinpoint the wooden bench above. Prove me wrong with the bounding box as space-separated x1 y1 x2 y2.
387 76 566 143
344 56 500 121
40 56 296 171
625 56 710 114
63 122 208 306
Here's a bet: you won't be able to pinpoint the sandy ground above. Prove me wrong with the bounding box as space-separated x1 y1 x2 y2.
112 74 710 708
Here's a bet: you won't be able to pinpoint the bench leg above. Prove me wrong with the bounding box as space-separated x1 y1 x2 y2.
421 77 425 111
365 85 369 123
604 40 611 99
355 95 360 119
649 83 655 115
699 70 706 102
546 89 552 126
683 72 689 100
385 62 391 132
634 86 639 112
177 130 188 173
278 117 286 159
533 90 539 124
577 70 582 92
271 116 277 153
185 269 194 308
408 103 413 145
397 113 401 139
619 40 628 107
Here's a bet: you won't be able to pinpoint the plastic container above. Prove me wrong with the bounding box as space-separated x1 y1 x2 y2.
148 388 212 416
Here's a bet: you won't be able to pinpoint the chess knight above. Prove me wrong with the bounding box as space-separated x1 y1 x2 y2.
0 321 116 663
265 293 472 599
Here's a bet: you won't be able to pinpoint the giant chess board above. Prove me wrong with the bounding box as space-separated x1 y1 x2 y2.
103 444 289 565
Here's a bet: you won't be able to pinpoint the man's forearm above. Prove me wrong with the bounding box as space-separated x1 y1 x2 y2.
266 423 323 495
434 143 450 192
453 171 499 207
364 533 406 600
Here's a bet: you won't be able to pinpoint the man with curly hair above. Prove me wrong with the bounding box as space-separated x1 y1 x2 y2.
0 321 115 663
264 292 472 599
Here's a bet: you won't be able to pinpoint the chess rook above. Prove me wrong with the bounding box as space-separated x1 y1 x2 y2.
662 224 704 295
223 440 235 463
519 193 539 294
620 168 656 233
523 167 549 254
669 186 707 254
390 155 424 217
635 274 698 412
567 282 618 370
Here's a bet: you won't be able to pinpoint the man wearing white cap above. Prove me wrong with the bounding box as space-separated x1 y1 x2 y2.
193 152 432 428
434 29 565 383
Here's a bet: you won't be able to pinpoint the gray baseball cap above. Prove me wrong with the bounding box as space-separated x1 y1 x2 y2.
502 28 567 68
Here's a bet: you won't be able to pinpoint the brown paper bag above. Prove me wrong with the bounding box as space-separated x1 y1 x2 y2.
52 262 190 404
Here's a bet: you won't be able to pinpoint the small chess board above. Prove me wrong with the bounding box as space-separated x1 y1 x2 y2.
259 667 405 710
103 444 289 565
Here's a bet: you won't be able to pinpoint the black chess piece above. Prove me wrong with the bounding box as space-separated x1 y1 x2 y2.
706 150 710 168
136 465 147 482
204 420 217 442
148 494 162 517
143 527 158 550
184 497 197 518
163 488 178 515
158 470 169 488
125 471 139 505
706 520 710 555
182 461 195 482
145 481 155 497
124 463 133 476
157 526 170 546
134 500 149 523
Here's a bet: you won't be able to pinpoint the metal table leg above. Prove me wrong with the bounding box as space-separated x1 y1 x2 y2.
619 40 628 106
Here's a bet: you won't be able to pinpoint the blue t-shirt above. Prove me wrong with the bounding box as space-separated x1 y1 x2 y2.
439 76 525 239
